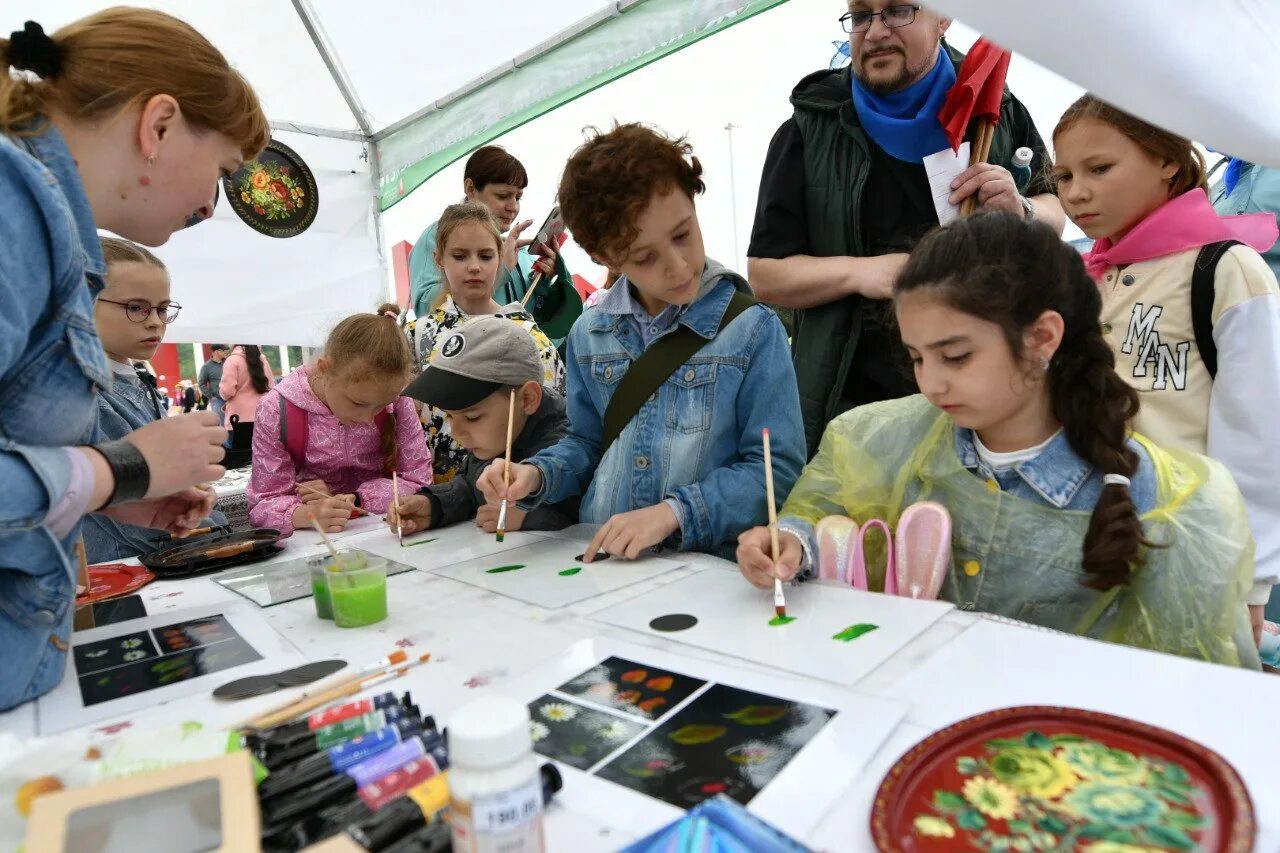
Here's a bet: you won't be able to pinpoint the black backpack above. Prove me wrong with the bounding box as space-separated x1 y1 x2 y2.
1189 240 1240 379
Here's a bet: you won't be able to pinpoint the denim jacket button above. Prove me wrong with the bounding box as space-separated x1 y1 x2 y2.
1121 274 1135 286
34 609 56 625
648 393 657 403
635 455 649 469
963 560 981 577
683 368 696 382
604 366 613 380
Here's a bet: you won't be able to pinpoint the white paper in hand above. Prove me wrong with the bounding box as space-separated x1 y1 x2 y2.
924 141 971 226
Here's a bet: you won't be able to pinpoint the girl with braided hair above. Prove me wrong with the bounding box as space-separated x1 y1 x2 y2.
738 211 1259 668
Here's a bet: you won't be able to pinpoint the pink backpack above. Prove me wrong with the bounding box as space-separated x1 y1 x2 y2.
278 396 389 470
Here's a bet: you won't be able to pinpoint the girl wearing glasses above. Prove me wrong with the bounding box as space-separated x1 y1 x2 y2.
83 238 227 562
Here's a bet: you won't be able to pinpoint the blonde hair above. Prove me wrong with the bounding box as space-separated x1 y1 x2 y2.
0 8 268 160
100 236 166 270
1053 95 1207 199
431 202 503 311
323 303 414 473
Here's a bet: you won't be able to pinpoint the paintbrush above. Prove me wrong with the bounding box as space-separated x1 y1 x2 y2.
762 428 786 619
240 653 430 732
296 484 370 517
497 388 517 543
392 471 404 547
307 512 342 565
233 649 411 731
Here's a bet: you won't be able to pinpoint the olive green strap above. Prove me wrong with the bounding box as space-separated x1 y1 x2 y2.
600 292 755 457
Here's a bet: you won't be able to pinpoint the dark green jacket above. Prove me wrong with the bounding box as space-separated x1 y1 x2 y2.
788 45 1027 455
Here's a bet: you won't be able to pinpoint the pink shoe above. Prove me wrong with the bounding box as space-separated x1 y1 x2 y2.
894 501 952 600
851 519 894 593
815 516 858 583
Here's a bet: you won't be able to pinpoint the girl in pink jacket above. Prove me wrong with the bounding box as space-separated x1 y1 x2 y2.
248 305 432 533
218 344 275 428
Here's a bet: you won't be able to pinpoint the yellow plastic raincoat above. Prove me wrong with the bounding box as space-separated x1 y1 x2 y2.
781 396 1260 669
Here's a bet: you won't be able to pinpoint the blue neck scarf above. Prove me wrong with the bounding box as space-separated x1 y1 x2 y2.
851 45 956 163
1224 158 1246 197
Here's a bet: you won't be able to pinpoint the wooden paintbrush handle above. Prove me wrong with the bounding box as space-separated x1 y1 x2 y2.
204 542 256 560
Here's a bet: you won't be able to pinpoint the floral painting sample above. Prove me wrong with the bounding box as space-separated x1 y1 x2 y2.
596 683 835 810
555 656 706 721
526 694 645 770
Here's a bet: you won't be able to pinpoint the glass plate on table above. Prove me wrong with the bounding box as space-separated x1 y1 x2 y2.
215 548 414 608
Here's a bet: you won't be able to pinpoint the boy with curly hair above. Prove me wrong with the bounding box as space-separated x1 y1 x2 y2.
478 123 805 560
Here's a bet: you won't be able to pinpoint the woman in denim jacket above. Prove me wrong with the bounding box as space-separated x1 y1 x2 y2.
0 12 267 709
739 213 1259 668
480 124 806 561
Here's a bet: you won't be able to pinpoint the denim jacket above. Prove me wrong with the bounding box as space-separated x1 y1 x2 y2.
953 428 1158 514
82 367 226 562
0 123 112 710
522 259 806 558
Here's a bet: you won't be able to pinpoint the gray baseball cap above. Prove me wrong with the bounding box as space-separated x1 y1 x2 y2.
404 314 544 410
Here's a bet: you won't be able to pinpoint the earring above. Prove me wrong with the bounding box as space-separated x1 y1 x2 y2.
1039 355 1050 372
139 154 155 187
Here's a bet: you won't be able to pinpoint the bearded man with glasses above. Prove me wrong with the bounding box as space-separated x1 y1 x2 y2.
749 1 1065 455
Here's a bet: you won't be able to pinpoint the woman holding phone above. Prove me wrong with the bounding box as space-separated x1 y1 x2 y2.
407 145 581 345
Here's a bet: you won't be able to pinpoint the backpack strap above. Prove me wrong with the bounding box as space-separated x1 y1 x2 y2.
1191 240 1240 380
600 292 756 458
279 396 310 469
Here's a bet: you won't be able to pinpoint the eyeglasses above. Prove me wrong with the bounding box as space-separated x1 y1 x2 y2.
98 298 183 324
840 4 920 33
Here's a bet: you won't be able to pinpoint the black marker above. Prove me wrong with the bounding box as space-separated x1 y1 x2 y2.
259 717 429 801
259 705 424 771
348 763 563 852
251 690 411 745
261 731 447 835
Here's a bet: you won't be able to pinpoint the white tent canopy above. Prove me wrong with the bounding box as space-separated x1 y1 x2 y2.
27 1 1280 344
33 0 786 345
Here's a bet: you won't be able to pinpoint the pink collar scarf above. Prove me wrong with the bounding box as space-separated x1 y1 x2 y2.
1081 188 1278 280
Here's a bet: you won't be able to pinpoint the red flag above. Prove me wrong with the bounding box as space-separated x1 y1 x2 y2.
937 38 1012 152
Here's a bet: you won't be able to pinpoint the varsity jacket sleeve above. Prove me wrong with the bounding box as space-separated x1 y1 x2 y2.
1205 246 1280 603
246 389 304 534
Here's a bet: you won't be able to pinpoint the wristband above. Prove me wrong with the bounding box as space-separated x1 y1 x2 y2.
92 439 150 506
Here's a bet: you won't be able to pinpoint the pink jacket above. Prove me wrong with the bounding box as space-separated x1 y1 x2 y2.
218 347 276 427
247 364 433 533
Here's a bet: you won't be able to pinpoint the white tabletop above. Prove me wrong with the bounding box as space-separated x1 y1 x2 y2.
3 522 1276 851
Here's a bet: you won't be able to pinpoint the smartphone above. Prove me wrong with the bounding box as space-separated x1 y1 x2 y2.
530 205 564 257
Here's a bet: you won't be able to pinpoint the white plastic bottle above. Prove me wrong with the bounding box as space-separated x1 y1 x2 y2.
448 694 546 853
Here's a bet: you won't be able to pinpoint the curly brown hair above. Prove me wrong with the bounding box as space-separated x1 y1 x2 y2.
558 123 704 264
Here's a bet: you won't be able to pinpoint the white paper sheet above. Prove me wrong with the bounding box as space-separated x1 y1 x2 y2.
499 637 910 843
923 140 971 226
429 539 686 609
589 569 953 687
37 604 303 735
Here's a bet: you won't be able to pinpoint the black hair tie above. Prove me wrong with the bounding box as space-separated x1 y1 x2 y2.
7 21 62 79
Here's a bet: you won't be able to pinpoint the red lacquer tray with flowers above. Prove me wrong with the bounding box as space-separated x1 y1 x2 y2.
871 706 1253 852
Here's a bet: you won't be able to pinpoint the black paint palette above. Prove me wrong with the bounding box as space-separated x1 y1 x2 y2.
213 659 347 701
74 614 263 707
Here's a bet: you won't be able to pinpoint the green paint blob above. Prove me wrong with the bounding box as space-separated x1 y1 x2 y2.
558 568 582 576
832 623 879 642
768 615 797 626
485 564 526 574
402 537 438 548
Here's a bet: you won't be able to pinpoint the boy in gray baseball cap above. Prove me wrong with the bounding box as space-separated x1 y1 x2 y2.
394 315 578 534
